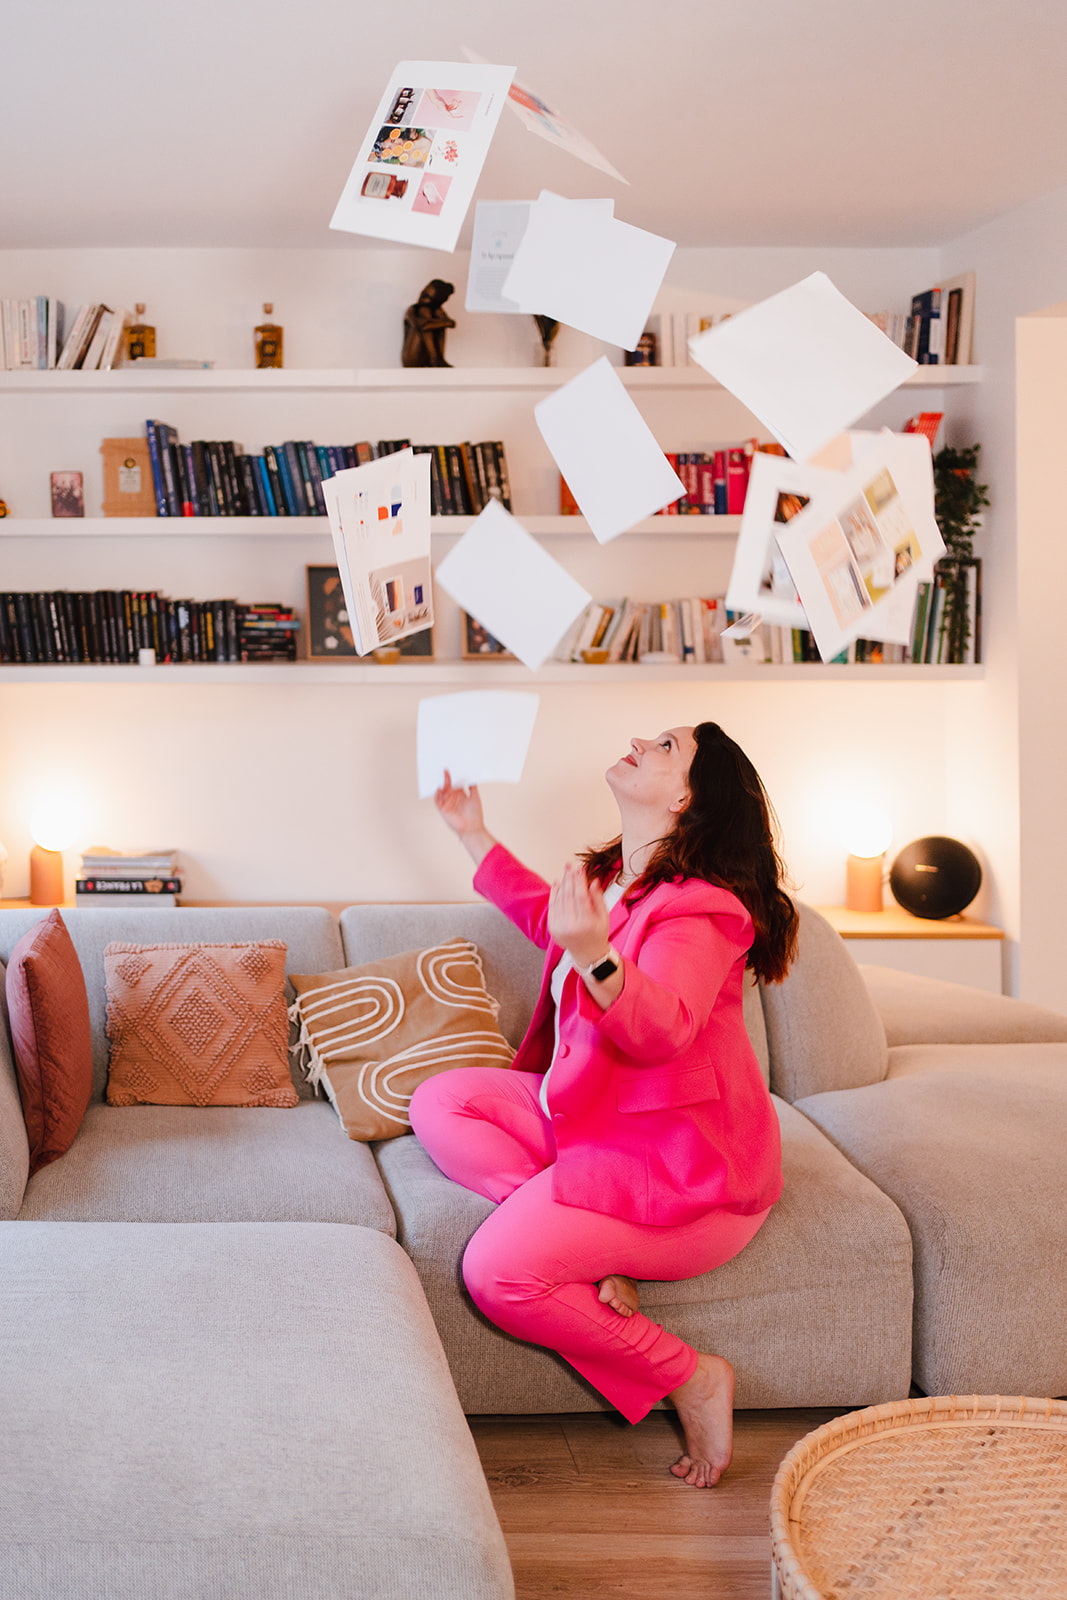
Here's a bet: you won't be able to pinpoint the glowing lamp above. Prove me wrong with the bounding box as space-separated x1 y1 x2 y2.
29 799 78 906
843 805 892 914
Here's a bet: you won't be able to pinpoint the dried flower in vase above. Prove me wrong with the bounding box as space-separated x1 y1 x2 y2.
533 316 560 367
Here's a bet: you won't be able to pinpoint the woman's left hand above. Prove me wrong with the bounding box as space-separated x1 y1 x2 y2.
548 863 611 968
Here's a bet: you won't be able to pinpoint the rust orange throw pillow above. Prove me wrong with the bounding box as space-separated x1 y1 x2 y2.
6 908 93 1173
104 941 297 1108
289 937 514 1141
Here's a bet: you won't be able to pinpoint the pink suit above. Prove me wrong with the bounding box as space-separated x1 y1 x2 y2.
408 844 781 1423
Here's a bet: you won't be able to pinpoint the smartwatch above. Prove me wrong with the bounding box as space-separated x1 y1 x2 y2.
578 947 620 983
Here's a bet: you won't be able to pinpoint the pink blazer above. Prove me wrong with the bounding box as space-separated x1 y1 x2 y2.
473 844 782 1227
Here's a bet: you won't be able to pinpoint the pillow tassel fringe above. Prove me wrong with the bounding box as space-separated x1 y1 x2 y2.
287 1002 327 1090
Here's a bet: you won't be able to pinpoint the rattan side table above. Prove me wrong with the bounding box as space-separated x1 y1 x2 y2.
770 1395 1067 1599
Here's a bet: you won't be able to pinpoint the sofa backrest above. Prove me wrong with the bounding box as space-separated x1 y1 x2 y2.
0 958 31 1218
339 902 773 1082
0 907 345 1103
760 903 888 1102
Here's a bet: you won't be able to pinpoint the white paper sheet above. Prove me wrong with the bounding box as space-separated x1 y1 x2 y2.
773 431 945 661
417 690 540 798
433 499 591 671
461 44 627 182
323 449 433 655
466 199 614 315
725 453 841 628
534 357 685 541
330 61 514 252
687 272 918 463
501 191 675 351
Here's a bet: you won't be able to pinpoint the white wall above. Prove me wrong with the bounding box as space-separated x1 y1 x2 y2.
939 181 1067 999
0 241 989 923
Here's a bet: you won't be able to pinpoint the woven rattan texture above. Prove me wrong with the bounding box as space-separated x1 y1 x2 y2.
771 1398 1067 1600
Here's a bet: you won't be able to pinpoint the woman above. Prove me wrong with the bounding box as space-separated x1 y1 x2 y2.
409 722 798 1487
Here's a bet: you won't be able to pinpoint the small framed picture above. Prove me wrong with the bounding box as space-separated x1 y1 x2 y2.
305 565 434 661
50 471 85 518
462 612 514 660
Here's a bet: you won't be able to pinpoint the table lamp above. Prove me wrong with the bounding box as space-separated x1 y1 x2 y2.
844 805 893 914
29 800 78 906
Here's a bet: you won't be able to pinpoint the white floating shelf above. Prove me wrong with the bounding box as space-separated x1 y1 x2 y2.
0 662 983 685
0 514 742 540
0 364 985 394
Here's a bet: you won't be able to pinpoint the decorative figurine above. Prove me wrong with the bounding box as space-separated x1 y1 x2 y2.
0 499 8 517
533 315 560 367
401 279 456 367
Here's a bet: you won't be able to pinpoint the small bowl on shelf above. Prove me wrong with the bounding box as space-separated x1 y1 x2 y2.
579 648 610 665
371 647 402 664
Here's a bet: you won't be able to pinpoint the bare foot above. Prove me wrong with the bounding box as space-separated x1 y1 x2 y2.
597 1274 639 1318
667 1352 735 1487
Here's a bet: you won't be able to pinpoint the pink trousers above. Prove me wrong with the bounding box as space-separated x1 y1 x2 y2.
408 1066 771 1424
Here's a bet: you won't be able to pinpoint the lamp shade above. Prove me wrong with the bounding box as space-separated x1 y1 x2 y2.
889 836 982 920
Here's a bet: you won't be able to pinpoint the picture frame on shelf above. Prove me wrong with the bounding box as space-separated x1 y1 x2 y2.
462 613 515 661
50 471 84 518
305 565 434 661
100 437 157 517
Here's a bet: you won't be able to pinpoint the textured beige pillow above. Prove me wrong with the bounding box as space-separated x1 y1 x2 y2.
289 937 514 1141
105 941 298 1108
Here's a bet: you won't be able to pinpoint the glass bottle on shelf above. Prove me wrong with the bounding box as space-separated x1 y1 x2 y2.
125 304 156 363
254 303 283 368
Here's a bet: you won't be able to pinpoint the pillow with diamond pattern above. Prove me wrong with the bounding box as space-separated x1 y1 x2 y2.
104 941 298 1108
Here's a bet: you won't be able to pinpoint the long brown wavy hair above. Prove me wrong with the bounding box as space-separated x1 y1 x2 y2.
580 721 798 983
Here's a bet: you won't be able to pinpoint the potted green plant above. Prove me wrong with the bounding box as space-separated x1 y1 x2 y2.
933 444 990 664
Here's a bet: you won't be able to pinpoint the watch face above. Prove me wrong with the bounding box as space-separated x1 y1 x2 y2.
590 953 619 981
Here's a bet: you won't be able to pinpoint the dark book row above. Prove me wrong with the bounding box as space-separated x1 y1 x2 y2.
0 591 299 665
143 422 513 520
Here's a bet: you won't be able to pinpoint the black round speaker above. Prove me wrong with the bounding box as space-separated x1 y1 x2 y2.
889 836 982 920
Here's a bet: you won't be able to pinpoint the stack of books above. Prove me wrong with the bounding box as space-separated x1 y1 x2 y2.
142 424 513 520
0 299 126 371
236 605 299 662
76 849 181 908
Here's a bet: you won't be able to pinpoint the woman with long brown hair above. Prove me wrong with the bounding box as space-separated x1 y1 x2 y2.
410 722 798 1487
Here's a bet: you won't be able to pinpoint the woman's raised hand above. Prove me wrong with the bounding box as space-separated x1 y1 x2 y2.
434 770 485 835
548 862 611 969
434 771 497 867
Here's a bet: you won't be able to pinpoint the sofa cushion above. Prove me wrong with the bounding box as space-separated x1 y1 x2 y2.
105 940 297 1108
795 1042 1067 1398
16 1100 396 1229
0 959 31 1218
290 938 514 1141
0 1222 513 1600
5 909 93 1173
374 1096 913 1413
860 964 1067 1047
0 907 345 1102
760 903 887 1102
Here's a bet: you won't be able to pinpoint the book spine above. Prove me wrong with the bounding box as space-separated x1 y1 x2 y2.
433 445 455 514
303 441 327 514
252 455 277 516
36 296 48 368
13 592 36 661
237 455 262 516
712 450 728 515
156 423 182 515
725 447 750 514
459 443 485 513
262 447 289 515
282 442 310 515
492 442 512 511
206 444 230 515
181 444 200 514
145 422 169 516
445 445 470 514
33 594 56 662
220 442 245 515
77 878 182 894
190 441 214 515
224 598 239 661
211 599 227 661
0 594 14 662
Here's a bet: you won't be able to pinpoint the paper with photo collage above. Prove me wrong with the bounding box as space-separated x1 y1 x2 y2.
322 449 433 656
330 61 515 251
772 431 945 662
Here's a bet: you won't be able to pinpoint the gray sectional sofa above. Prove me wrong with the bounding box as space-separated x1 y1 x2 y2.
2 899 1066 1600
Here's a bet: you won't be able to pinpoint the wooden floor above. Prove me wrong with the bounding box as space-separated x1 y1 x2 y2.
470 1408 845 1600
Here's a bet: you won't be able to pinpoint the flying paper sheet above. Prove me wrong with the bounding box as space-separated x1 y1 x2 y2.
534 357 685 541
687 272 917 464
461 45 628 182
773 431 945 661
502 191 675 351
434 499 590 671
330 61 514 252
725 453 842 629
417 690 540 798
322 449 433 655
466 199 614 314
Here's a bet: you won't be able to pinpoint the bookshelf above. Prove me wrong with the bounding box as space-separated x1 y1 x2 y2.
0 363 985 680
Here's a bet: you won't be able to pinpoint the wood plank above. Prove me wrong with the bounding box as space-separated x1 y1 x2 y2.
470 1408 845 1600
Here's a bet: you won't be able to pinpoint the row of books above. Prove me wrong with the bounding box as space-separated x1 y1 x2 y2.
76 848 181 908
557 597 733 664
142 423 513 519
0 299 128 372
560 439 769 520
0 591 299 665
866 270 975 365
626 310 729 367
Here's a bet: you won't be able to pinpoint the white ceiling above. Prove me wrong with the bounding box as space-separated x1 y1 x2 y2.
4 0 1067 252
